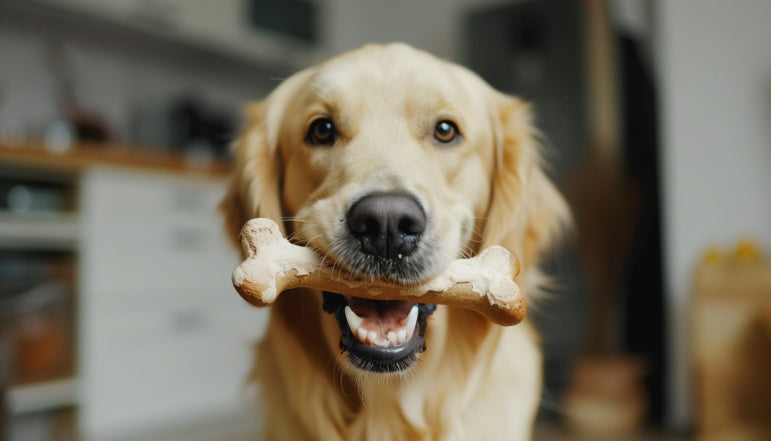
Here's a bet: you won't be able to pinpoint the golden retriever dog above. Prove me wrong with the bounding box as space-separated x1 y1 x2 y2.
221 43 569 441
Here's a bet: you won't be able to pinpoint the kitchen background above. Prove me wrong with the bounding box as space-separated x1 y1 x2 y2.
1 0 770 440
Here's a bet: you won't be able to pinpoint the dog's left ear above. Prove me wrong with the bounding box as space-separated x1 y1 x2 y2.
482 94 570 270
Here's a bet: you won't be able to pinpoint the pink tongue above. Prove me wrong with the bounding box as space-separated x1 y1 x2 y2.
348 298 413 329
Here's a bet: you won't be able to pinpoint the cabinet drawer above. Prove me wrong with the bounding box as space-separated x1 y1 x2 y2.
80 169 238 312
81 168 226 217
83 222 237 311
82 304 263 436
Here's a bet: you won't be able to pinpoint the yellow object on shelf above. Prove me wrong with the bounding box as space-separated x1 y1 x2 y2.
732 239 764 264
699 239 766 268
700 246 724 266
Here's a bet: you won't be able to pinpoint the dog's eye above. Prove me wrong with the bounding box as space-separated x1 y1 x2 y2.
306 118 336 146
433 120 460 144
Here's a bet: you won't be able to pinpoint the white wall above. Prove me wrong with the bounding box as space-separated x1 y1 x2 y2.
655 0 771 429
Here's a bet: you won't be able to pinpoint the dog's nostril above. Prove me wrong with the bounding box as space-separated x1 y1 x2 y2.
349 215 382 236
399 216 424 235
347 193 426 259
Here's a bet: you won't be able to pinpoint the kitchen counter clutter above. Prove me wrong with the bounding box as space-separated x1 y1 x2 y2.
1 142 266 440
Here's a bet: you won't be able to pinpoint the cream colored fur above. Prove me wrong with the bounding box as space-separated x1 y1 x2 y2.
222 43 569 441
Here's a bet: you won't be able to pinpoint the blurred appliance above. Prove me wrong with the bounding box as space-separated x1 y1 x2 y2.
131 95 235 159
468 0 586 177
246 0 319 44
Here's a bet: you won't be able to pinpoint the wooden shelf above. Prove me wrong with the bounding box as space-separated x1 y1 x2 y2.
5 377 79 415
0 211 79 251
0 141 232 179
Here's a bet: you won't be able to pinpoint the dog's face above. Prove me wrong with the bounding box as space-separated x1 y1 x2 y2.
283 55 493 284
224 44 567 378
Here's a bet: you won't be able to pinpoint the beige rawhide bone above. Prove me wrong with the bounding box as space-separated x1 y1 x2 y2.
232 218 526 326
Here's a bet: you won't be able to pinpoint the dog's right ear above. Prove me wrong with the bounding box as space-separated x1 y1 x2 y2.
220 102 284 249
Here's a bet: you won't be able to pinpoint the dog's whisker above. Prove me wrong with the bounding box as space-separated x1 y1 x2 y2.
470 229 486 244
457 246 474 260
319 248 338 275
303 233 326 248
286 227 315 245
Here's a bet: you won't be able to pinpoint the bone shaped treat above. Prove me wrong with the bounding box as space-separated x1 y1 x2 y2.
231 218 526 326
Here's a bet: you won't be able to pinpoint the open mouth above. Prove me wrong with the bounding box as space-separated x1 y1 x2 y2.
322 292 436 373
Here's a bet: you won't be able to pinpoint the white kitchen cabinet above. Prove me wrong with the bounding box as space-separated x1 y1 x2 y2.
78 168 267 440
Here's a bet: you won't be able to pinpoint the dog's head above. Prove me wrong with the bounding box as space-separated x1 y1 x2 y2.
223 44 567 377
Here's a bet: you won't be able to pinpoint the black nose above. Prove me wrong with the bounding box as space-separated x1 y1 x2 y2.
347 193 426 259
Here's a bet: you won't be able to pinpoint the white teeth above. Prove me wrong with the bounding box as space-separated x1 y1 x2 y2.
405 305 419 340
344 306 363 335
397 329 407 345
346 304 420 347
